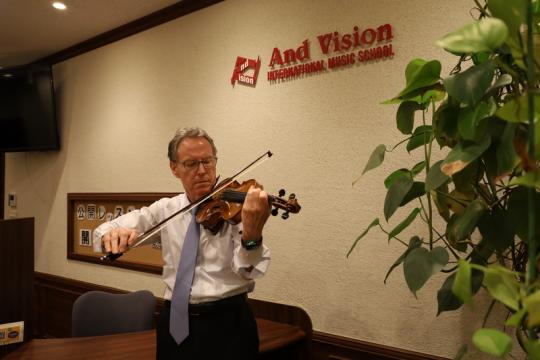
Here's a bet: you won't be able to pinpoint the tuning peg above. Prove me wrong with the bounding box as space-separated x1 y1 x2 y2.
271 208 279 216
281 211 289 220
279 189 286 197
289 193 296 199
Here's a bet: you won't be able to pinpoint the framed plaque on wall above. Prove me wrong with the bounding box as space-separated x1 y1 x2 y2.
67 193 178 274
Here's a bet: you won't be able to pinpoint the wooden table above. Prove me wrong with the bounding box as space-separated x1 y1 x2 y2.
4 318 305 359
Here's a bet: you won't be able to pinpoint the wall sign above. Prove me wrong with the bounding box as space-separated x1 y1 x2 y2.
231 23 394 87
230 56 261 86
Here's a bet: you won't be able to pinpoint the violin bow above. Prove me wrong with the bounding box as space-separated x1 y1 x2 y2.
100 150 273 261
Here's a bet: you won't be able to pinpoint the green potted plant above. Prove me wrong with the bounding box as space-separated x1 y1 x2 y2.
349 0 540 358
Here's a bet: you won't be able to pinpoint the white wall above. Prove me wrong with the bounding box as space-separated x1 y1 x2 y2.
5 0 497 357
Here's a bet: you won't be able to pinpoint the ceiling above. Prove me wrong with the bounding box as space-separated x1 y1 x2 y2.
0 0 183 69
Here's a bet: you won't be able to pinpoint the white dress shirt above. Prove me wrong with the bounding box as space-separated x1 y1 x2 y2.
93 193 271 303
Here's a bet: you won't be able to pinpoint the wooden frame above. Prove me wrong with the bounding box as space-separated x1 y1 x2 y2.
67 193 177 274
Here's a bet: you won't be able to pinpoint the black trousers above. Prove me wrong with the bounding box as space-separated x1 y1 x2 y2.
157 294 259 359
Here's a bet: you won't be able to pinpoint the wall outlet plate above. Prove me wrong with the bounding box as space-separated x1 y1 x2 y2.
8 193 17 208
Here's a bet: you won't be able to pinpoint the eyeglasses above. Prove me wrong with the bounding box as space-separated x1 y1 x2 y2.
177 156 217 171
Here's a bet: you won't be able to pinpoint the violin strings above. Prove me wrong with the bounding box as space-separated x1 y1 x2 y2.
128 151 273 250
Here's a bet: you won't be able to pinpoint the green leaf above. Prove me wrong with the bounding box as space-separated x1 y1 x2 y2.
384 236 422 284
452 160 482 194
405 59 428 84
443 60 496 106
384 162 426 189
384 169 410 189
458 100 496 140
507 187 540 243
420 89 446 104
485 73 512 95
384 176 413 221
438 273 463 315
472 51 490 65
471 238 495 266
483 267 520 311
484 139 498 179
487 0 526 50
523 290 540 328
525 339 540 360
433 100 460 148
509 170 540 188
472 328 512 357
452 260 472 305
382 85 444 105
398 59 442 98
477 209 514 251
361 144 386 175
354 145 387 185
404 247 449 296
347 218 380 257
446 199 487 243
496 94 540 124
437 269 483 315
537 117 540 157
411 161 426 177
397 101 423 135
399 181 426 207
505 307 526 327
441 136 491 176
496 123 518 176
432 184 451 222
436 18 509 53
425 160 450 191
406 125 432 152
388 208 421 240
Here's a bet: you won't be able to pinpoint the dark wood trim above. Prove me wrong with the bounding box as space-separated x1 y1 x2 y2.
34 0 224 67
0 152 4 219
0 218 34 358
33 272 310 358
33 272 159 339
312 331 448 360
67 193 178 275
34 272 448 360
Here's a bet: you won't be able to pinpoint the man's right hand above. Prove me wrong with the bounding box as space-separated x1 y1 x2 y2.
101 227 140 254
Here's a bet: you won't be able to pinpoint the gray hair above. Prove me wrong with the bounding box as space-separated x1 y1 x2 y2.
167 127 217 161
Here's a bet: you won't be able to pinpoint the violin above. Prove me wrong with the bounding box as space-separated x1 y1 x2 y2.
197 178 301 234
101 151 299 261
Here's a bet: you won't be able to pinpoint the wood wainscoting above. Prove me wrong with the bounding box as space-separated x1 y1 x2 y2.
0 218 34 358
33 272 447 360
311 331 448 360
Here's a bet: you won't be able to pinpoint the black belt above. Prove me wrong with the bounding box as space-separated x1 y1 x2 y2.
165 293 247 315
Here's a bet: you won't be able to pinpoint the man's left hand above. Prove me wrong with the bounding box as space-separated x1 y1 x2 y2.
241 186 270 241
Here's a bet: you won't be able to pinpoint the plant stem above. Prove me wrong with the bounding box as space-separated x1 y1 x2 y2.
423 106 434 250
472 0 489 18
390 136 413 152
526 0 538 288
377 224 408 247
482 300 497 327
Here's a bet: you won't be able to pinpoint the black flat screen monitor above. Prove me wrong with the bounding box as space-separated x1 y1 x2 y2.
0 66 60 152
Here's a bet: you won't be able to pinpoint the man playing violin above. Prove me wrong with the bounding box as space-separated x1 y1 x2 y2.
93 127 271 359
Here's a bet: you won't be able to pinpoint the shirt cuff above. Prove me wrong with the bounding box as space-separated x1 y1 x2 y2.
233 244 270 279
92 222 118 253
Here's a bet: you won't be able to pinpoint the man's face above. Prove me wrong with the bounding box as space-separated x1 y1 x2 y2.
170 137 217 202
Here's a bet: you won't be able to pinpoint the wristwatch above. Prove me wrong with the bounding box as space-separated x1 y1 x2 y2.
241 237 262 250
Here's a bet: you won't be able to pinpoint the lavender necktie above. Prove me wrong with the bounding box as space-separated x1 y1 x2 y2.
170 207 199 345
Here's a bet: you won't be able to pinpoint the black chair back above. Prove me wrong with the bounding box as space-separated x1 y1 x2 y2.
71 290 156 337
